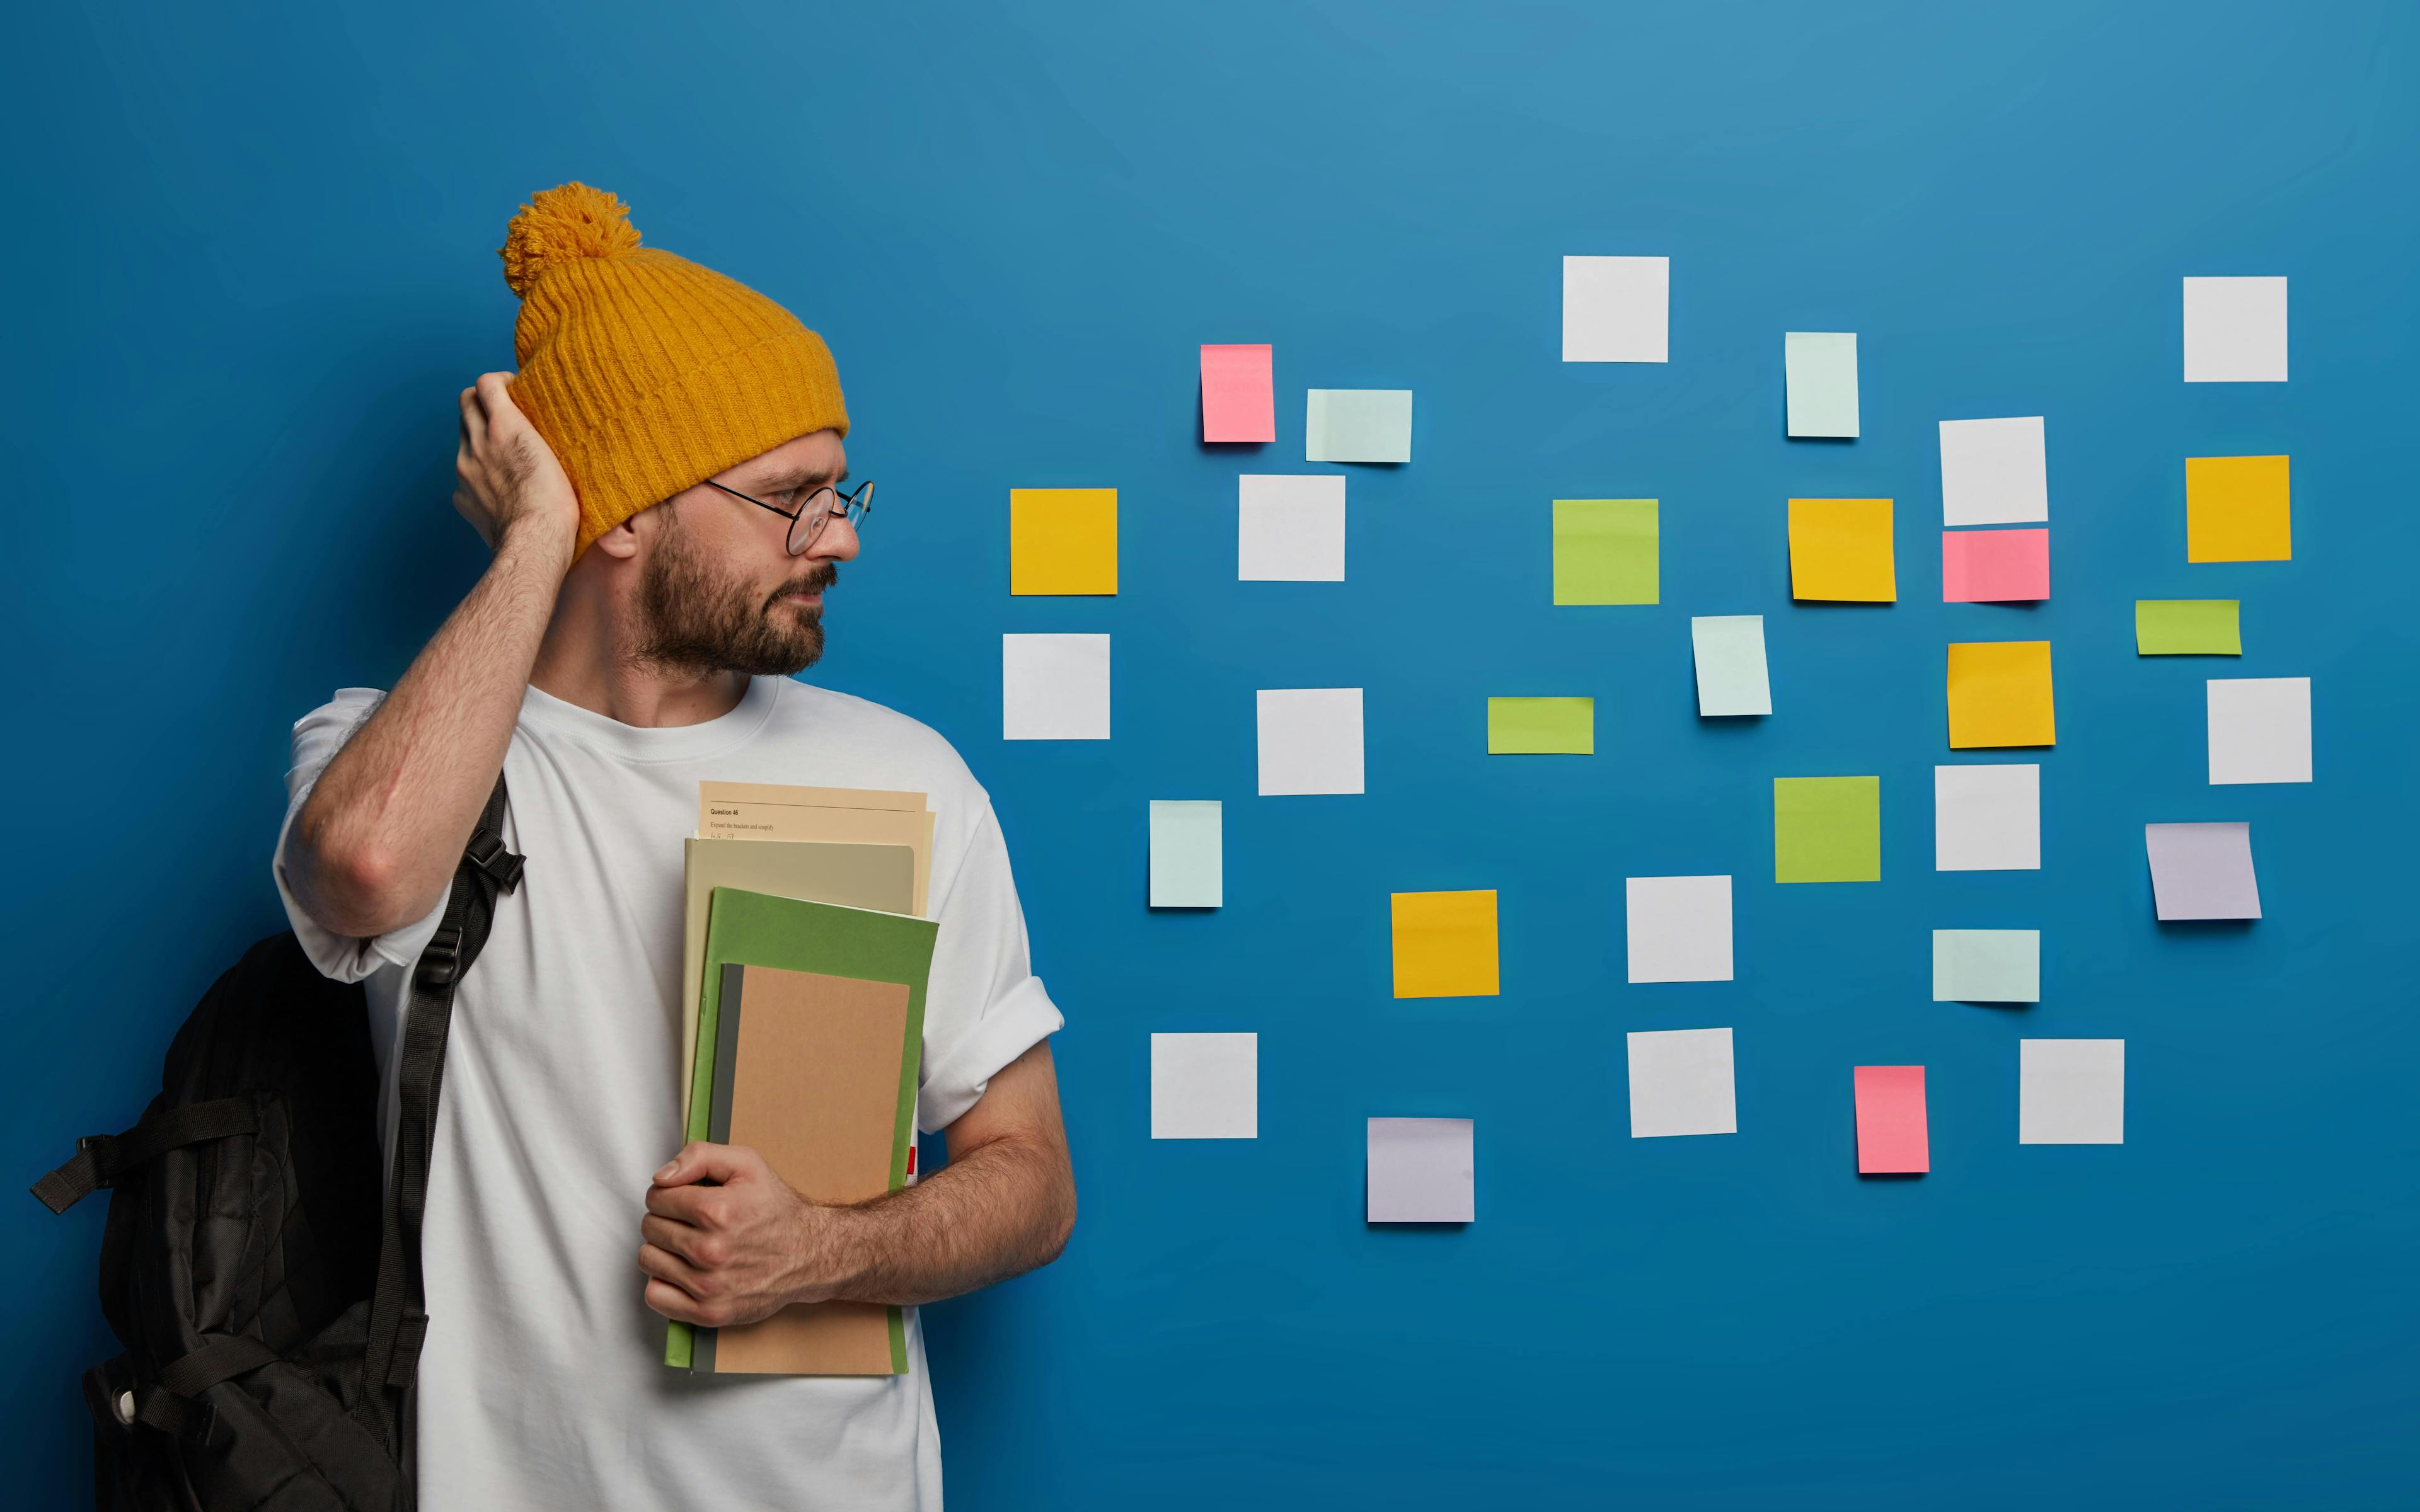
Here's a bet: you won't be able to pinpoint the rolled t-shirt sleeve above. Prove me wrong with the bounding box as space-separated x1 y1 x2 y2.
270 689 449 984
916 801 1064 1134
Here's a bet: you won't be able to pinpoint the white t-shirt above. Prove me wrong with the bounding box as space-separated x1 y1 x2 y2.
270 673 1063 1511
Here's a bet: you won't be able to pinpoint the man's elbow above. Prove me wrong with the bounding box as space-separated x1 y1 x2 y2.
290 826 426 941
1037 1163 1077 1268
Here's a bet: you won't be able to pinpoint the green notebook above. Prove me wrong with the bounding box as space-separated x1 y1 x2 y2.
665 885 939 1372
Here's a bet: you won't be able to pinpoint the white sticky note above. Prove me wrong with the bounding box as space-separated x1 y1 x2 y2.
1238 474 1345 581
1626 1028 1737 1138
1934 764 2041 871
1366 1116 1474 1222
1932 929 2042 1003
1784 332 1859 438
1562 255 1669 362
1304 389 1412 464
1151 1033 1256 1139
1001 633 1108 740
1148 800 1223 908
1255 688 1364 795
1625 876 1734 984
2207 677 2312 785
2184 276 2288 382
1939 416 2049 526
2019 1039 2124 1145
1691 615 1772 716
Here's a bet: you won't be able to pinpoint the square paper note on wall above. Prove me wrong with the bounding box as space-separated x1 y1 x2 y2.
1148 801 1223 908
2186 455 2290 563
1238 474 1345 581
1151 1033 1256 1138
1935 764 2039 871
1002 634 1109 740
1562 255 1669 362
1938 418 2049 527
1947 641 2055 748
2183 276 2288 382
1625 876 1734 983
2019 1039 2124 1144
2207 677 2312 784
1009 488 1117 595
1788 498 1896 601
1627 1028 1737 1138
1255 688 1364 794
1390 890 1499 999
1366 1118 1475 1222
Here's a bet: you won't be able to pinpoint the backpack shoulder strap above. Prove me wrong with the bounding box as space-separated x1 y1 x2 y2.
355 770 521 1442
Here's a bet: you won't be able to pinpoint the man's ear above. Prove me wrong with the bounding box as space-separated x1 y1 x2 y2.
594 507 650 561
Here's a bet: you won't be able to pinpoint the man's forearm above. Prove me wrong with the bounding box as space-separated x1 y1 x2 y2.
817 1130 1076 1309
287 518 571 937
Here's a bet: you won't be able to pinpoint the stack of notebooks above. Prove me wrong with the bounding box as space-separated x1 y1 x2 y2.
666 782 939 1377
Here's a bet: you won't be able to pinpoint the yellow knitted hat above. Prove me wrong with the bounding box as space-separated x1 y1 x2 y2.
497 182 849 563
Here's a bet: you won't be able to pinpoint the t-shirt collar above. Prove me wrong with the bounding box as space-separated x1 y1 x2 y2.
517 673 781 764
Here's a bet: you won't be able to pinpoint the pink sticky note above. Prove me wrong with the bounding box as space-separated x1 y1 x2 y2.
1942 527 2049 602
1854 1065 1929 1174
1201 344 1275 443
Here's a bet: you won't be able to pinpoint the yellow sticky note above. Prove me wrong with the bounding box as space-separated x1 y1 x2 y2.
1390 890 1499 998
1947 641 2055 748
1010 488 1118 594
2186 455 2290 562
1789 498 1896 601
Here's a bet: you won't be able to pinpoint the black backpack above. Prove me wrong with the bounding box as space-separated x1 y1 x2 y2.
32 774 522 1510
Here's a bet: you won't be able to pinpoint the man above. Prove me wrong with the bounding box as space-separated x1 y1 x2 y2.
274 181 1075 1509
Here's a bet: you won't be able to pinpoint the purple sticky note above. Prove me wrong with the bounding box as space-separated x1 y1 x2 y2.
2145 822 2261 920
1366 1117 1474 1223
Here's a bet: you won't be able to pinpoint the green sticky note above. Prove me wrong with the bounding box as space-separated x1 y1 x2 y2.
1487 697 1594 753
1932 929 2041 1002
1774 776 1881 883
1553 498 1659 605
1305 388 1412 462
2136 599 2242 655
1148 800 1223 907
1784 332 1859 438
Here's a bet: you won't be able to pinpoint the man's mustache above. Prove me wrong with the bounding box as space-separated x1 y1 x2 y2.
769 562 838 607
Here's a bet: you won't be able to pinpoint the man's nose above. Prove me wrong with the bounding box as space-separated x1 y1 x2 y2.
812 513 861 563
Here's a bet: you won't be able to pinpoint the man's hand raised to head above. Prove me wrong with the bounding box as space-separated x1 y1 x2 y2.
453 372 582 554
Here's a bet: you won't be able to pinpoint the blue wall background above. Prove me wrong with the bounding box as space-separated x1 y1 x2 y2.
8 3 2416 1506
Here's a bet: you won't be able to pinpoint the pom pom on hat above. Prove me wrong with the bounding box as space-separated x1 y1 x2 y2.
498 181 643 297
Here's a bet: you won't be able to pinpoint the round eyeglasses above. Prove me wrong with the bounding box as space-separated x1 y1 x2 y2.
701 476 875 556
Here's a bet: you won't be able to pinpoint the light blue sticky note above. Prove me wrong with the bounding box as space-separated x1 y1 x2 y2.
1784 332 1859 439
1305 389 1412 463
1691 615 1772 716
1931 929 2040 1002
1149 800 1223 908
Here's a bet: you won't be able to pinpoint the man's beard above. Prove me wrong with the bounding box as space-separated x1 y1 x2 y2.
634 506 836 678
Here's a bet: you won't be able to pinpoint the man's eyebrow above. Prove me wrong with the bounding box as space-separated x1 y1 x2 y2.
743 464 848 492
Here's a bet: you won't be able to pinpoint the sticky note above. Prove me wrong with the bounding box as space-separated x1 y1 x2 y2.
1305 389 1411 464
2187 455 2290 562
1854 1066 1928 1174
1150 1033 1255 1138
2208 677 2312 784
1008 488 1117 595
1774 776 1881 884
1238 474 1345 581
1255 688 1364 795
1691 615 1772 716
2136 600 2241 655
1148 800 1223 908
1390 890 1499 999
1935 764 2041 871
1366 1117 1475 1223
1487 697 1593 755
1199 343 1275 443
1627 1028 1737 1138
1939 418 2049 527
1932 929 2041 1003
1001 633 1109 740
1947 641 2055 748
1625 875 1734 984
1784 332 1859 438
1553 498 1659 604
1942 528 2050 602
1562 255 1669 362
2183 276 2288 382
2145 822 2261 920
2019 1040 2124 1145
1788 498 1896 602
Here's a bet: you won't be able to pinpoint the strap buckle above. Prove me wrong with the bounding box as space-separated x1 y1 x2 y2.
466 831 524 893
418 924 464 987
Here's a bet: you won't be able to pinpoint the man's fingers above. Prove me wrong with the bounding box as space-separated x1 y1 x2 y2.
643 1276 719 1326
653 1140 759 1189
637 1240 713 1297
640 1213 721 1266
644 1181 722 1227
